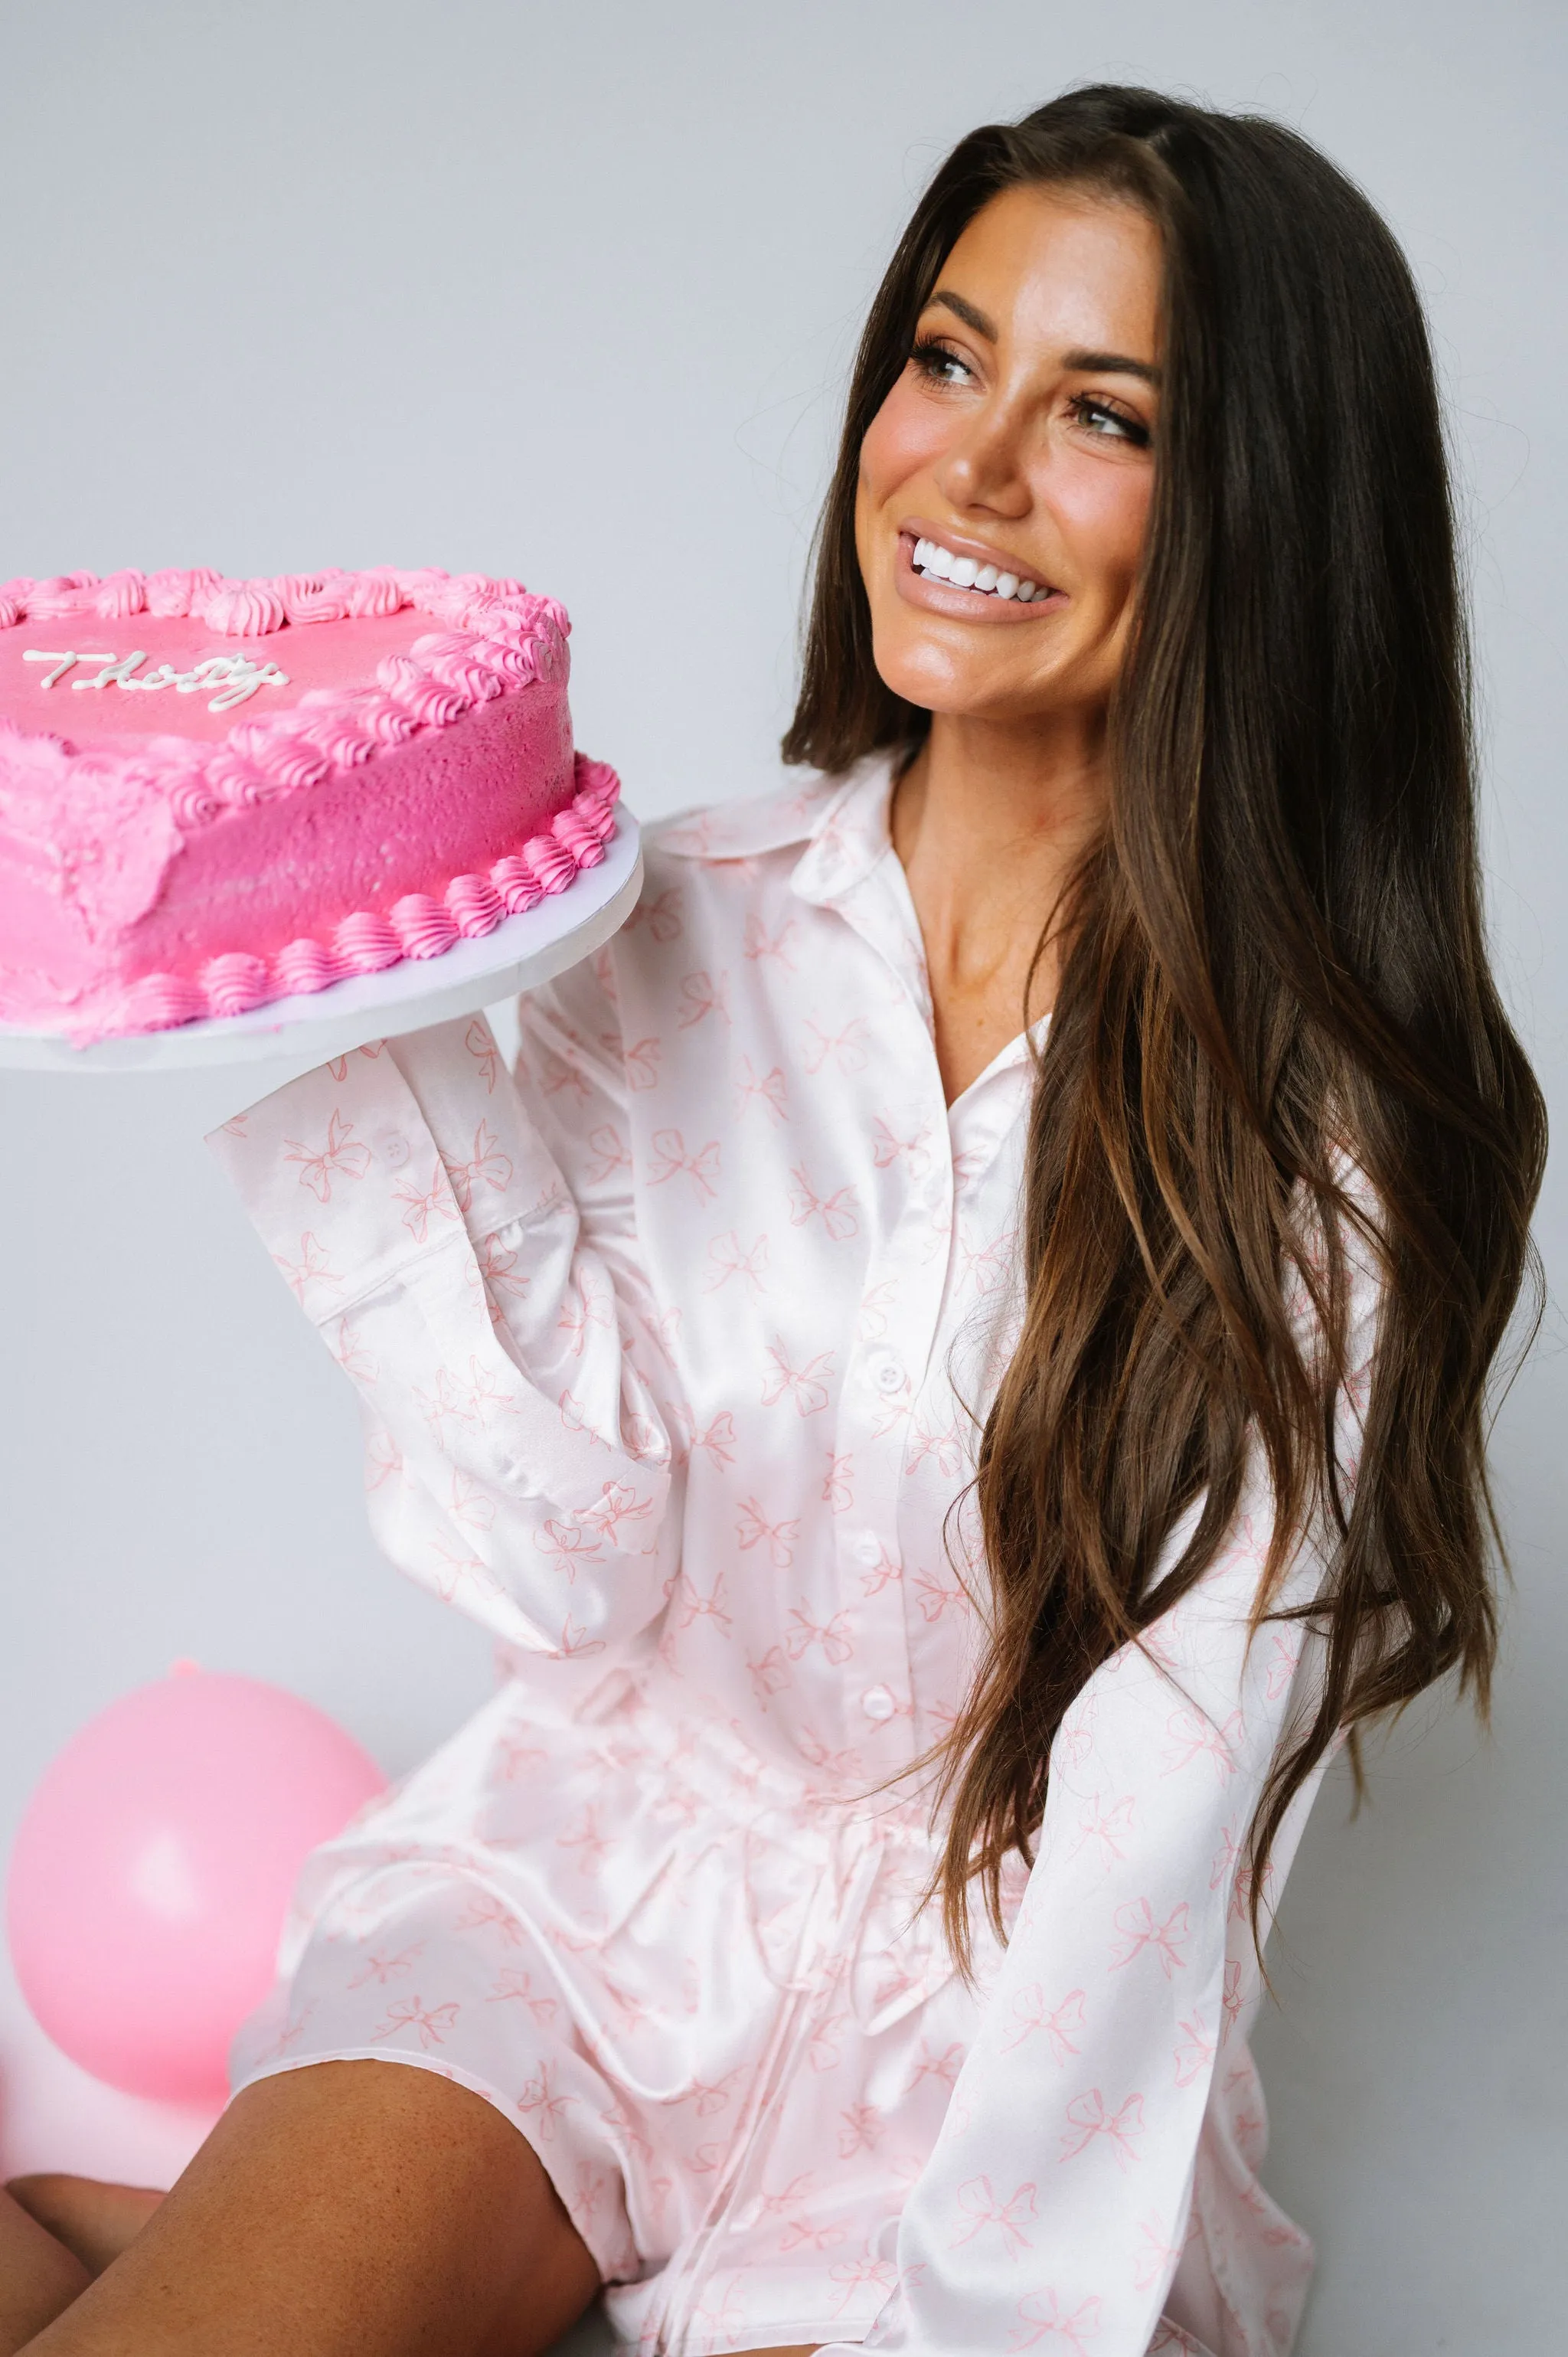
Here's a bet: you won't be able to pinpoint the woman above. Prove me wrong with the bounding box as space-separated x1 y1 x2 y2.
2 84 1543 2357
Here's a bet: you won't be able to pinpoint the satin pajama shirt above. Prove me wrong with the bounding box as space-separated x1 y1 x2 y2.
211 758 1377 2357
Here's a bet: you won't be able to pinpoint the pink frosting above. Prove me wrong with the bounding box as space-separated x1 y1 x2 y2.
0 567 612 1041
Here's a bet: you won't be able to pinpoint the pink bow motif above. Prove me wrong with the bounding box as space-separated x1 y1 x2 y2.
746 1645 791 1705
735 1054 788 1122
1070 1793 1137 1868
871 1116 933 1178
828 2254 897 2313
394 1163 461 1244
364 1428 403 1491
674 1571 733 1635
705 1230 769 1295
679 2068 742 2120
371 1995 460 2051
821 1451 854 1511
858 1543 903 1597
1220 1958 1246 2035
1229 1855 1276 1926
761 1339 835 1417
347 1943 423 1989
1001 1985 1087 2064
547 1613 607 1661
638 886 683 943
285 1107 372 1202
476 1231 529 1304
837 2101 882 2157
743 910 799 968
1172 2013 1216 2088
557 1806 612 1872
1134 2210 1198 2290
804 1015 870 1074
675 967 730 1028
786 1605 856 1666
582 1480 654 1545
445 1118 513 1211
586 1121 632 1183
1162 1707 1243 1783
1059 2089 1146 2172
1208 1823 1241 1890
622 1034 661 1091
906 1419 965 1479
1266 1630 1302 1700
758 2171 817 2219
959 1226 1017 1296
539 1045 592 1106
516 2061 574 2142
463 1016 500 1092
951 2175 1039 2258
533 1518 603 1580
1010 2290 1102 2352
1055 1692 1099 1770
736 1496 799 1569
648 1126 721 1201
807 2009 848 2071
274 1231 344 1306
328 1316 377 1385
911 2038 964 2087
557 1388 610 1449
426 1536 487 1606
787 1163 860 1241
799 1729 867 1780
690 1411 737 1466
448 1469 495 1532
412 1365 479 1444
913 1568 967 1623
1109 1898 1191 1979
557 1274 615 1356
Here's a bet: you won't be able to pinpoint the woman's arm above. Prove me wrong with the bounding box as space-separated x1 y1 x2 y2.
207 961 685 1668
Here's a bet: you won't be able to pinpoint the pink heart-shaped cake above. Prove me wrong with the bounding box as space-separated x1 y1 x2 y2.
0 567 619 1041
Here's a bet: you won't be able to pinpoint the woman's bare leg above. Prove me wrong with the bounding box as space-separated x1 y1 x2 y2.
20 2058 599 2357
0 2190 90 2355
6 2177 163 2277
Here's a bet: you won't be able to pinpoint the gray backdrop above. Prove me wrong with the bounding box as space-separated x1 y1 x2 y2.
1 5 1563 2352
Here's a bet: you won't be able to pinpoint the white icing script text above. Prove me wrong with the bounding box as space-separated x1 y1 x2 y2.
22 649 290 712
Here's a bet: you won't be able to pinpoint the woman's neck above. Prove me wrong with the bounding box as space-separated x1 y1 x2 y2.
890 708 1107 1103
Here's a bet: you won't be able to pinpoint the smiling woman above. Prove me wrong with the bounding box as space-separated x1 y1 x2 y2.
5 81 1544 2357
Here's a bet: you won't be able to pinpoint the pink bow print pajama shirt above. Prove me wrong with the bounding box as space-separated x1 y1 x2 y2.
211 759 1378 2357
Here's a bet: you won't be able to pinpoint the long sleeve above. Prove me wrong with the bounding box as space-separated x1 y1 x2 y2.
825 1260 1381 2357
207 966 686 1668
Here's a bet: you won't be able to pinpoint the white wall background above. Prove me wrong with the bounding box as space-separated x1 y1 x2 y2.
1 4 1563 2351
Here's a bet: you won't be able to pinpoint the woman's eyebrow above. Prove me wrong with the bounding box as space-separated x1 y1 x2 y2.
926 296 1161 389
1061 347 1161 386
928 289 995 338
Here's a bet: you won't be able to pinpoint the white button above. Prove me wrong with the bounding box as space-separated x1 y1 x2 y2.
861 1685 897 1722
377 1131 410 1169
868 1351 905 1394
851 1532 882 1569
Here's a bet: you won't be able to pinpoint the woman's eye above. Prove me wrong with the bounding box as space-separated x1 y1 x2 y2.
910 338 975 387
1067 394 1151 448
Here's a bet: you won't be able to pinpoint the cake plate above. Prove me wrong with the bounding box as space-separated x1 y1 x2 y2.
0 812 642 1074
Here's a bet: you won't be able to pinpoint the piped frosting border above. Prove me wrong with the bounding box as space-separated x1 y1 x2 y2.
0 568 622 1035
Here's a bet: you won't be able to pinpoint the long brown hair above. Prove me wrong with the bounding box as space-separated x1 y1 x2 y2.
784 87 1547 1964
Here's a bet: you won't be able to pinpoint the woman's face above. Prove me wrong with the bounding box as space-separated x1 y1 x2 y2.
855 184 1162 734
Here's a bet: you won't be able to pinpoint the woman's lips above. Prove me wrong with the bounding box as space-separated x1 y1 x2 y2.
893 529 1067 621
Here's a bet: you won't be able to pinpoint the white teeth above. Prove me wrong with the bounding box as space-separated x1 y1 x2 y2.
912 535 1045 602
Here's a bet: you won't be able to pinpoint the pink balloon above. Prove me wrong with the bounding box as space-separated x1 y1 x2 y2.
5 1666 385 2102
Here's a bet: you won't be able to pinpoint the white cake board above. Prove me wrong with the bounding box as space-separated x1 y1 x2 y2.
0 813 642 1074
